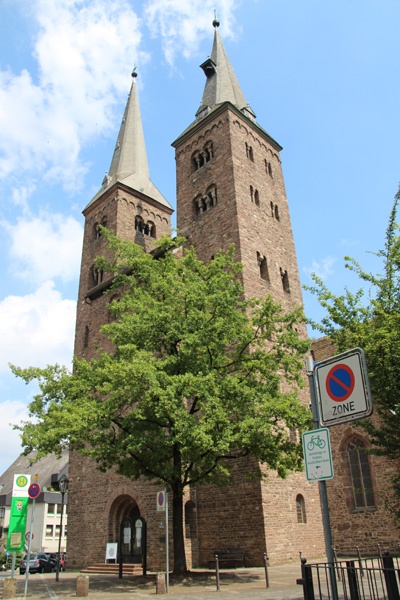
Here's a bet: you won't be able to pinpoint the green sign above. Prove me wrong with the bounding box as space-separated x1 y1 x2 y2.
302 428 334 481
6 473 31 552
6 497 29 552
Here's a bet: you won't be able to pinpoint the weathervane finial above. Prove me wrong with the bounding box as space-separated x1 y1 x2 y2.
212 10 220 28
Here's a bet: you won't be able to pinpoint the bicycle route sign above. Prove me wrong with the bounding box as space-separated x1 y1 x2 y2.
314 348 373 427
302 428 333 481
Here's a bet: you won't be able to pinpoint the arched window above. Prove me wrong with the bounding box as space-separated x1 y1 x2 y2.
348 439 375 509
90 266 103 287
94 217 107 240
296 494 307 523
280 268 290 294
147 221 156 238
257 252 270 282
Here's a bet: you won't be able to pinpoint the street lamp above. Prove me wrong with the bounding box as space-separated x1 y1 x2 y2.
55 474 68 582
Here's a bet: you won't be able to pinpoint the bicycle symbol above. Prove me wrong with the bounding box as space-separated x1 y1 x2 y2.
307 435 326 451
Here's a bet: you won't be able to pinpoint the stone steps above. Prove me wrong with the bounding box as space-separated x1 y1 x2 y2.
81 563 138 575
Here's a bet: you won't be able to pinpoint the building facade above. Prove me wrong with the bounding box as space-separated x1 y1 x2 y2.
67 22 325 571
311 338 400 556
0 451 68 556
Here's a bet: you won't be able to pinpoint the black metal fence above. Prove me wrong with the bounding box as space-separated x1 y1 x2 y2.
297 554 400 600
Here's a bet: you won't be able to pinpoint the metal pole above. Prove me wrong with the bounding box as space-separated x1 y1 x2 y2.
165 493 169 593
55 491 65 582
11 552 16 578
24 498 36 599
215 554 220 591
263 552 269 588
306 357 339 600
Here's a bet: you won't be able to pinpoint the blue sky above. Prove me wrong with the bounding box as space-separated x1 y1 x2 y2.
0 0 399 476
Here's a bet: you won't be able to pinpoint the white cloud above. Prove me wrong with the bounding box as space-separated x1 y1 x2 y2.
144 0 241 65
0 281 76 373
0 400 29 477
11 184 37 212
0 0 146 191
4 213 83 285
303 257 336 281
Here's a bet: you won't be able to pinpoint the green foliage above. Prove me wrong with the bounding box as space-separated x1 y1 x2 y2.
305 185 400 516
12 233 311 572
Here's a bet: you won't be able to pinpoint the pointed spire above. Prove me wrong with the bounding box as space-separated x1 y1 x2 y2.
86 69 171 210
196 20 256 122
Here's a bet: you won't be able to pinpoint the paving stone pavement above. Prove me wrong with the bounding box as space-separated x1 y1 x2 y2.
0 561 310 600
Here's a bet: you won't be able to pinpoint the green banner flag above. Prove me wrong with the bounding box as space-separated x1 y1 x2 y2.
6 474 31 553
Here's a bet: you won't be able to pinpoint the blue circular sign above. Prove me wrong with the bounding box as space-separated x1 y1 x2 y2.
326 364 355 402
28 483 41 499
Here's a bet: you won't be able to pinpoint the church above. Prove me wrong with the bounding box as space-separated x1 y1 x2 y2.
67 20 399 571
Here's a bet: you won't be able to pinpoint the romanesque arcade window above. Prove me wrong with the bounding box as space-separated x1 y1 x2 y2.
194 185 217 216
94 217 107 240
245 142 254 161
90 265 104 287
347 439 375 509
192 142 214 171
265 159 273 177
250 186 260 206
135 215 156 238
270 202 279 221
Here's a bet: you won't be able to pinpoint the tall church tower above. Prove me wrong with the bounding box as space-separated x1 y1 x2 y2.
173 20 301 312
172 20 324 566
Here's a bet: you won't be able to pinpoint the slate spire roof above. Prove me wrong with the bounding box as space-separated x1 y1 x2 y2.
87 69 171 210
196 18 256 121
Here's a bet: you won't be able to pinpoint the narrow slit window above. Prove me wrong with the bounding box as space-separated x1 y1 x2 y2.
257 252 270 282
296 495 307 523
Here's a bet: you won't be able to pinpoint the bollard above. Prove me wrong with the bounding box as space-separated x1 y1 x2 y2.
215 554 220 591
263 552 269 588
296 558 315 600
76 574 90 597
3 577 17 599
156 572 166 594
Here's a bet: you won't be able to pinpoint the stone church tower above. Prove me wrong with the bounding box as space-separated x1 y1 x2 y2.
68 25 324 571
172 20 324 567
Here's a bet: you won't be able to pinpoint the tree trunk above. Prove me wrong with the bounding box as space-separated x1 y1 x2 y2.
172 484 187 574
171 444 187 575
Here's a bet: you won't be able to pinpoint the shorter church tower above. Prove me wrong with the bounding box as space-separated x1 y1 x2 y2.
68 71 173 569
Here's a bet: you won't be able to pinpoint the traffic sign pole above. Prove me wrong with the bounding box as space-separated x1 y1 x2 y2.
306 357 339 600
24 498 36 600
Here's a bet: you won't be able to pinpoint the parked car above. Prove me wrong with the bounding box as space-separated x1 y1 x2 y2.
49 553 66 571
19 553 54 575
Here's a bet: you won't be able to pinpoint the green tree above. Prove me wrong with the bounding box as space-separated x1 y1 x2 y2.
305 186 400 515
12 233 311 574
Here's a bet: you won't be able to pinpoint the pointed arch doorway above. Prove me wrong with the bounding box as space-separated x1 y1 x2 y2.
109 495 147 575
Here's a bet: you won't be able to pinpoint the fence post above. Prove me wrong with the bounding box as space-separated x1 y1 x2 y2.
299 558 315 600
382 553 400 600
215 554 220 592
346 561 360 600
356 545 364 577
